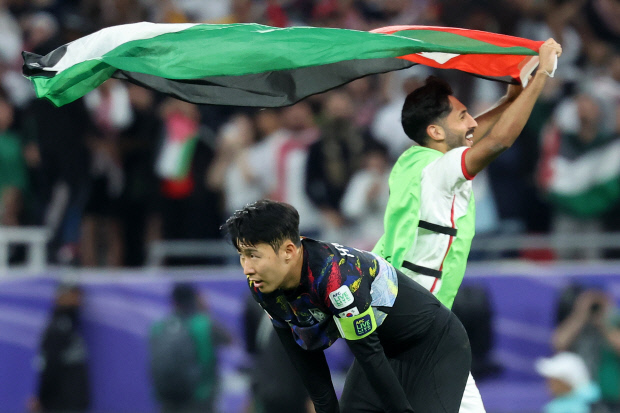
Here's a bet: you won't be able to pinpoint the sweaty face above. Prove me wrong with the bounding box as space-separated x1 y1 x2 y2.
442 96 477 151
238 242 289 293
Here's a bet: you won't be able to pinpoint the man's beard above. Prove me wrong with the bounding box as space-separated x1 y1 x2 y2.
445 129 467 151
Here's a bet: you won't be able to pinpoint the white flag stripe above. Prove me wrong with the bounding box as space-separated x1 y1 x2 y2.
47 22 198 74
519 56 538 87
417 51 459 64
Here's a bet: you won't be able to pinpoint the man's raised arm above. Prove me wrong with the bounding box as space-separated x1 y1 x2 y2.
464 38 562 177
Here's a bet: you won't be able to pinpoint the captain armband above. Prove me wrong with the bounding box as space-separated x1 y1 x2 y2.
333 306 376 340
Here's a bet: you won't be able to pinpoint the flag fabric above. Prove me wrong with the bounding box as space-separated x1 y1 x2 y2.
538 124 620 218
155 111 199 180
22 22 545 108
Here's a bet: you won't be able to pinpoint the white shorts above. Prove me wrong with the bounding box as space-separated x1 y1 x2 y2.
460 372 486 413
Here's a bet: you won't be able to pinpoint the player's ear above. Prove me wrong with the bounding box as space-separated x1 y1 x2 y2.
427 123 444 142
283 240 297 262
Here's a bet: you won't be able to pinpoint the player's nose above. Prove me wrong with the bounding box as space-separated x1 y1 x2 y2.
468 114 478 129
242 261 255 275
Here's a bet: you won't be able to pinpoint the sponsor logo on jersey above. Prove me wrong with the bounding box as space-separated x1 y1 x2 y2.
309 308 327 322
354 314 373 336
329 286 355 309
338 307 360 318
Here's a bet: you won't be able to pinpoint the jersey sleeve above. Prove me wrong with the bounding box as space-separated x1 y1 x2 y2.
326 280 376 341
423 147 475 194
320 247 377 341
274 326 340 413
346 332 415 412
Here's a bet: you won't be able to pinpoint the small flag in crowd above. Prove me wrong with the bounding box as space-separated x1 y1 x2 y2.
538 123 620 218
22 22 545 108
155 110 199 181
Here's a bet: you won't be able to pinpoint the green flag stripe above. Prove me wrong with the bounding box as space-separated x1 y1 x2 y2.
391 29 537 56
103 26 433 78
103 26 537 78
30 60 117 104
549 178 620 218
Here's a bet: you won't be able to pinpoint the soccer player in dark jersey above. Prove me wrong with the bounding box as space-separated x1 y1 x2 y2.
223 199 471 413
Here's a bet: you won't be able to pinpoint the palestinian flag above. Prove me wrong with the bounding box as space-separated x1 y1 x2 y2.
539 125 620 218
155 110 199 180
22 22 544 108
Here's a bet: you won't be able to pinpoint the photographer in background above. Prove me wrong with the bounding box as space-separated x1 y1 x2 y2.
553 284 620 411
29 283 90 413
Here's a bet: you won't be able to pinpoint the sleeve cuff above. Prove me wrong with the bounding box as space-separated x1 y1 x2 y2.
461 148 476 180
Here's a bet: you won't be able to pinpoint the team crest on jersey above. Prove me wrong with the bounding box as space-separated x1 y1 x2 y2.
309 308 327 322
329 286 354 309
338 307 360 318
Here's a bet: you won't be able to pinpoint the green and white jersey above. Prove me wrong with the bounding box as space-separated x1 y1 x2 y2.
373 145 476 309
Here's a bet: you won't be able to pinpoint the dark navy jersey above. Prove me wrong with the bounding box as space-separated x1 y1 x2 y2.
250 238 398 350
248 238 464 413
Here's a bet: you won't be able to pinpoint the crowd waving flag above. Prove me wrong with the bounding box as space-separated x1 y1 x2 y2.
22 22 545 108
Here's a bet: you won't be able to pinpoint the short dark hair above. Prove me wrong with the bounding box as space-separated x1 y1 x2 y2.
401 76 453 145
222 199 301 252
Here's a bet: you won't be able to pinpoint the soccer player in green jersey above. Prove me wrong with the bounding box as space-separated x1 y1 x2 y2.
373 38 562 413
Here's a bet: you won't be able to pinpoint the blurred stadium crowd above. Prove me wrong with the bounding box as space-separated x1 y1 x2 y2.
0 0 619 267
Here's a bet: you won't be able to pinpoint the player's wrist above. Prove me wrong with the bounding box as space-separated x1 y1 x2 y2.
536 68 553 78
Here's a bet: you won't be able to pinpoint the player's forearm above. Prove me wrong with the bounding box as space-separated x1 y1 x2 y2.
551 315 588 352
347 335 415 412
471 95 512 144
472 82 523 144
465 73 548 175
482 72 547 151
274 327 340 413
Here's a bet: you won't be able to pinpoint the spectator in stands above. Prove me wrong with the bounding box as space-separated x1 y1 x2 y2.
156 98 224 265
370 70 427 160
206 112 264 216
537 93 620 260
0 93 28 228
340 140 391 250
344 77 383 133
21 94 92 265
81 79 132 267
29 283 90 413
535 351 601 413
553 284 620 410
5 0 620 269
306 90 367 241
272 101 322 237
118 85 162 266
149 283 219 413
